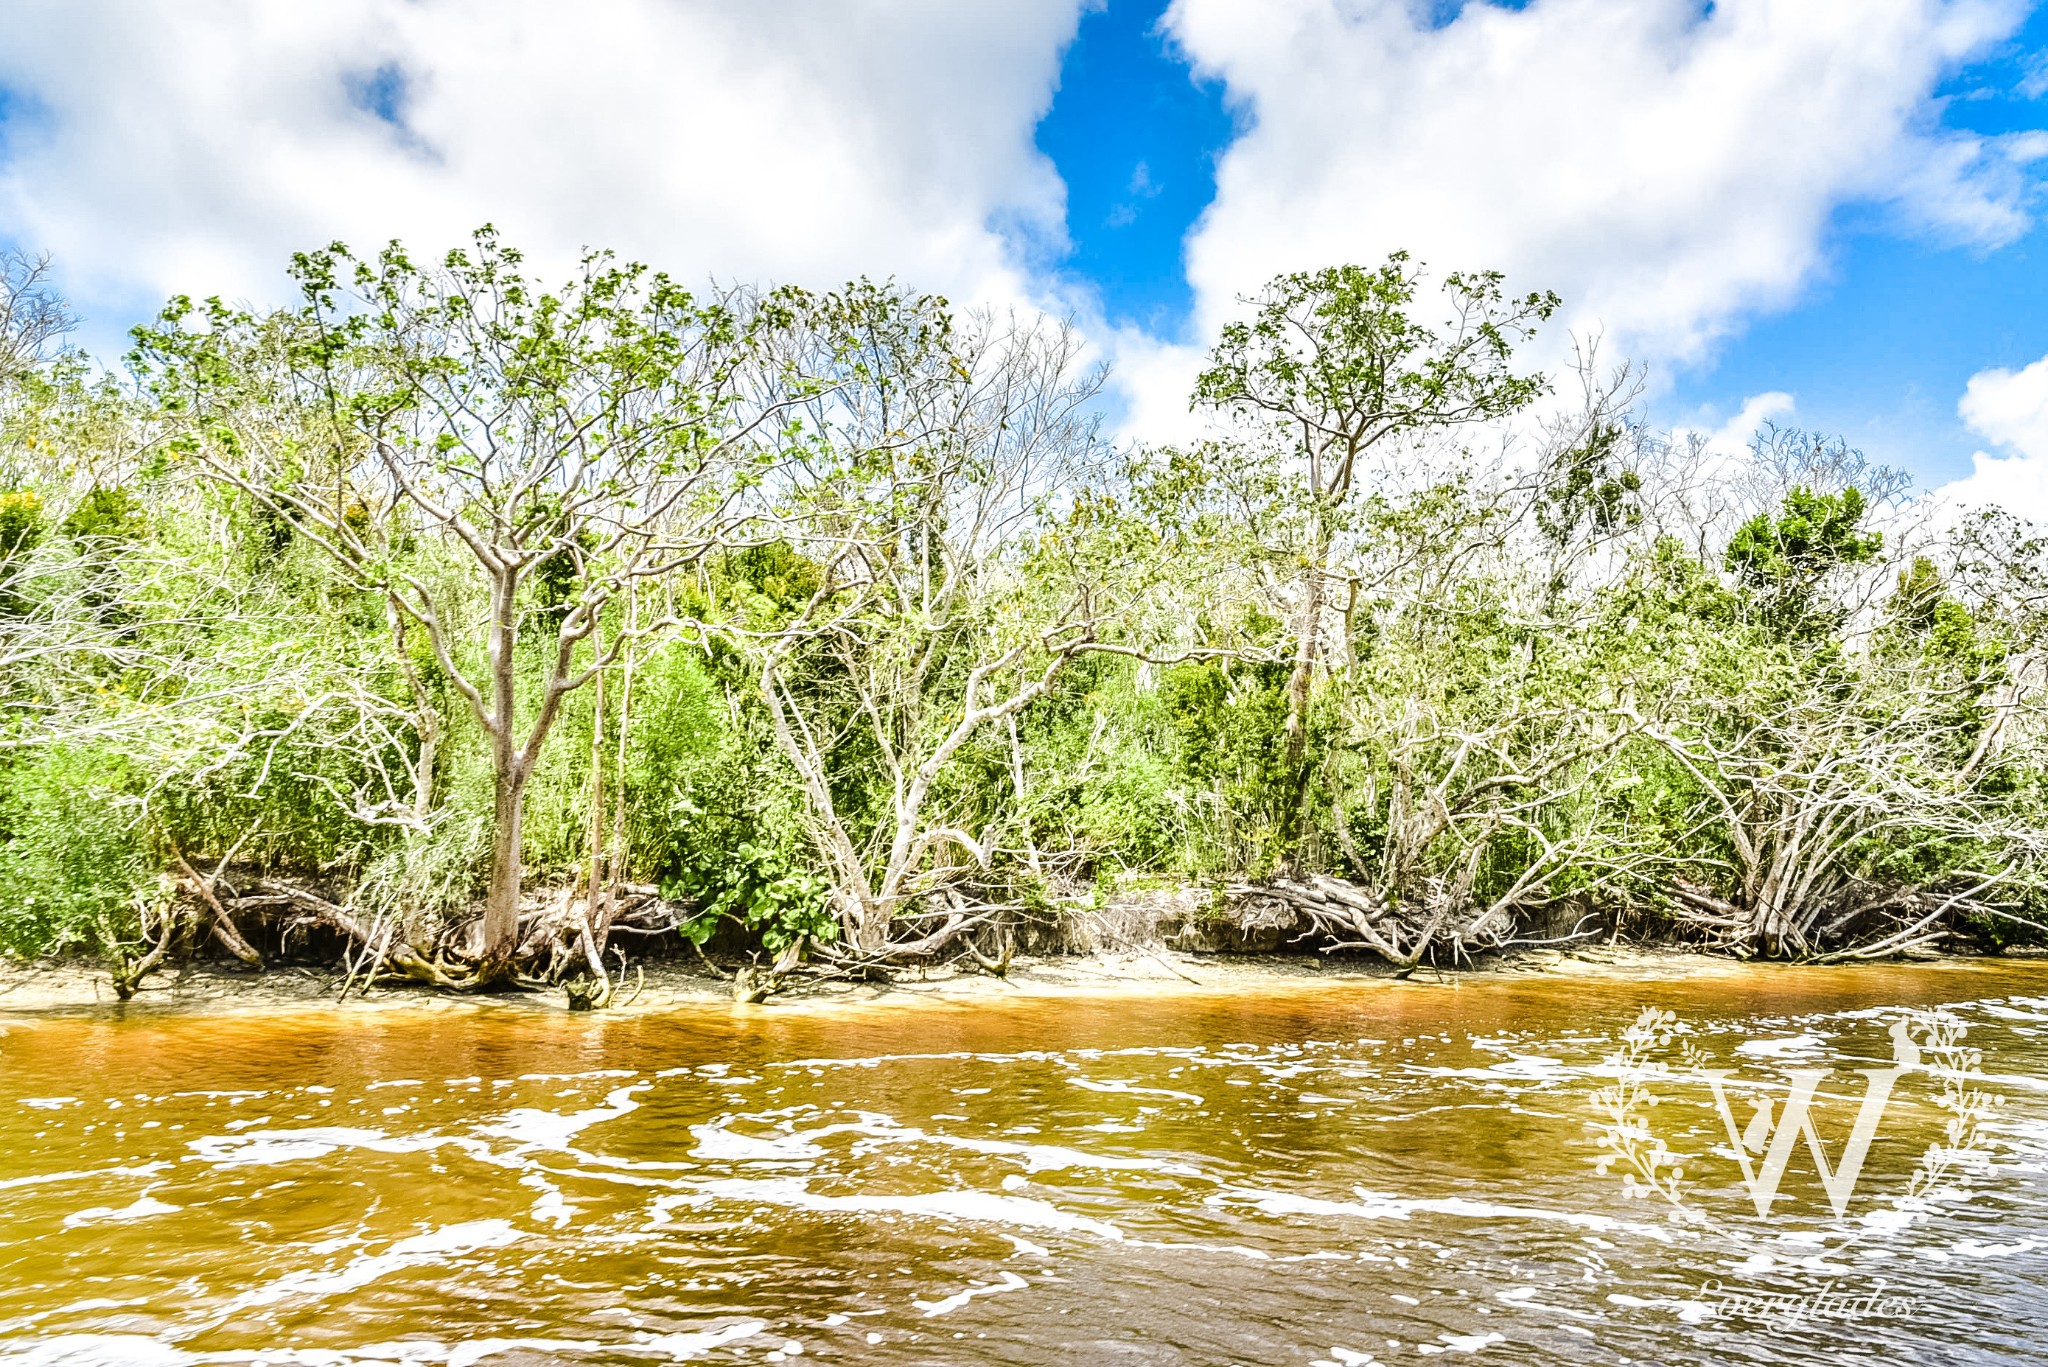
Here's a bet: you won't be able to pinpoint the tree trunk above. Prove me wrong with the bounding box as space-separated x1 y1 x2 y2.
482 758 526 976
1280 533 1329 844
602 590 638 945
1281 568 1323 768
478 568 525 981
584 632 607 944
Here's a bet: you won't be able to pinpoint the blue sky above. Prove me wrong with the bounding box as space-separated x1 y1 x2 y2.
1033 0 1234 335
3 0 2047 507
1032 0 2048 485
1654 4 2048 484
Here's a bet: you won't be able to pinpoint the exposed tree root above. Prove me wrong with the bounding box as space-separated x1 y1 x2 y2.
157 876 689 1000
107 885 182 1001
1664 874 1993 962
173 850 263 969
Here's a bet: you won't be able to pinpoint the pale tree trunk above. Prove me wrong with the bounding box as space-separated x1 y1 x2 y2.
1281 560 1325 772
580 632 608 976
600 589 638 949
479 572 524 973
1280 515 1332 844
484 758 527 969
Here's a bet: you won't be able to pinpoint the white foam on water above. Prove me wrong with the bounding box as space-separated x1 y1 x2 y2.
187 1127 460 1168
687 1122 826 1163
908 1125 1203 1177
684 1177 1127 1240
1949 1237 2043 1257
18 1098 78 1111
1417 1331 1505 1354
1319 1349 1379 1367
1493 1285 1598 1321
630 1321 770 1360
0 1334 198 1366
226 1220 522 1310
61 1195 179 1228
1211 1185 1670 1240
767 1050 1058 1072
912 1271 1028 1317
0 1163 169 1192
1979 1069 2048 1094
443 1320 765 1365
1734 1035 1827 1058
521 1172 572 1228
0 1321 767 1366
1977 1004 2048 1022
480 1084 648 1151
688 1111 1202 1179
1068 1079 1204 1104
1409 1056 1570 1082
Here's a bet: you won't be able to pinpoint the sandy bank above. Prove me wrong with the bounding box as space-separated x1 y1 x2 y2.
0 942 2031 1017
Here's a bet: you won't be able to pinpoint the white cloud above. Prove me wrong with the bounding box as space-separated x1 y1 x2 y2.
1706 391 1797 452
1163 0 2036 372
1937 353 2048 521
3 0 2042 463
0 0 1086 340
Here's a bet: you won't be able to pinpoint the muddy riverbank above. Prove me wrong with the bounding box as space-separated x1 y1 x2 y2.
1 942 2035 1017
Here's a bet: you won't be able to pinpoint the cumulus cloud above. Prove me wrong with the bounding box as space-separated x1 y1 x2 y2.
0 0 1085 337
1706 392 1798 453
1140 0 2036 400
2 0 2042 460
1937 353 2048 520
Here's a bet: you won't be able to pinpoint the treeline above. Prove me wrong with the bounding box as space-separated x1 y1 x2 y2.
2 233 2045 995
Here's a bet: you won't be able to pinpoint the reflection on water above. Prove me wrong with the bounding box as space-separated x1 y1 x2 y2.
2 962 2046 1365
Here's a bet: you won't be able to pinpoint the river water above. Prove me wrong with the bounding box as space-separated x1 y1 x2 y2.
3 961 2047 1365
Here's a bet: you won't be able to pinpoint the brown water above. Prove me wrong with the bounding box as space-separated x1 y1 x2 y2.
3 963 2047 1366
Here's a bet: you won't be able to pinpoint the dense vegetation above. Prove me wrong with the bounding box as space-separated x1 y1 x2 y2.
4 234 2046 997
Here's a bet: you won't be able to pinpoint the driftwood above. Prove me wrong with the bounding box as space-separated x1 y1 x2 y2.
250 879 475 989
1227 874 1437 967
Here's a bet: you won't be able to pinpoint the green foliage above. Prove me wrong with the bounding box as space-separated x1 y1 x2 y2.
671 840 835 953
1194 255 1559 461
0 487 44 614
1537 420 1643 547
1154 659 1299 874
1727 485 1882 588
5 234 2047 971
0 488 42 559
621 647 832 951
0 746 151 957
61 484 146 544
722 541 823 616
1726 485 1883 638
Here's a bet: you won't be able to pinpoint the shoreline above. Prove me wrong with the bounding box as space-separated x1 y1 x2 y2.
2 942 2039 1018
